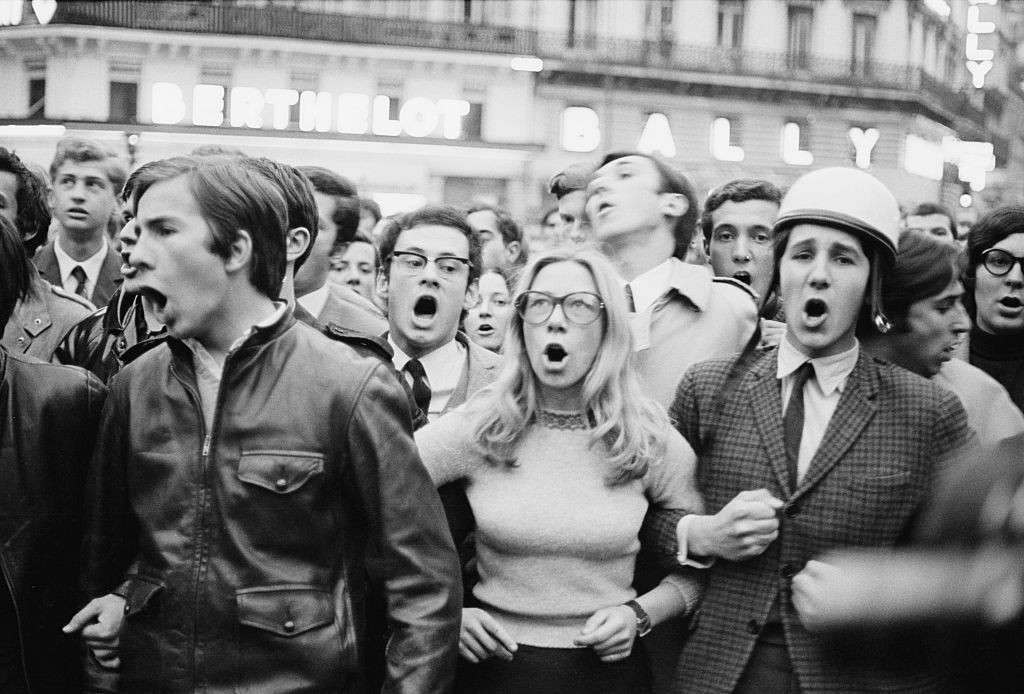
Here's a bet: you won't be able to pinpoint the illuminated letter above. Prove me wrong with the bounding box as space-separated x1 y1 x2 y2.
264 88 298 130
903 134 944 181
781 122 813 166
399 97 439 138
298 91 332 133
965 34 994 62
151 82 187 125
372 95 402 136
966 61 994 88
0 0 23 27
192 84 225 127
710 118 744 162
31 0 56 25
561 107 600 153
229 87 264 129
967 5 995 33
437 99 471 139
337 93 370 135
848 127 879 169
637 113 677 158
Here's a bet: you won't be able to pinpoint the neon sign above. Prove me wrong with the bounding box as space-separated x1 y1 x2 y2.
965 0 997 89
151 83 471 139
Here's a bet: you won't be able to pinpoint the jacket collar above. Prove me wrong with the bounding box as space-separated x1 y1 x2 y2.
15 273 54 337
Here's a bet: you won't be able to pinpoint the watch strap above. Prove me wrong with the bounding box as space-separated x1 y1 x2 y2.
624 599 652 637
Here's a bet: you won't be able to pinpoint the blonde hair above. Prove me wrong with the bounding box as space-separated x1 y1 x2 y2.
469 247 670 485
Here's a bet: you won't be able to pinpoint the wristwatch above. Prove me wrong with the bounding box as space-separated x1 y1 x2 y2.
624 599 652 637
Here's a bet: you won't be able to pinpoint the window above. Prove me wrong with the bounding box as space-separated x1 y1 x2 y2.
109 82 138 123
567 0 597 49
717 0 744 49
27 78 45 117
787 5 813 70
851 13 876 76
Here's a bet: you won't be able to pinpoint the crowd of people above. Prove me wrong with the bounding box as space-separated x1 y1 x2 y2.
0 135 1022 694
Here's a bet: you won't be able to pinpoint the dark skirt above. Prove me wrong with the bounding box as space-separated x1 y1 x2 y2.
454 643 651 694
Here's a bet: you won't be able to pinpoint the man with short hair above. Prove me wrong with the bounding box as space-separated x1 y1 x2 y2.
467 203 527 276
34 137 124 307
0 146 93 359
65 156 461 693
295 166 386 335
700 179 783 320
904 202 957 245
548 162 592 244
647 168 974 693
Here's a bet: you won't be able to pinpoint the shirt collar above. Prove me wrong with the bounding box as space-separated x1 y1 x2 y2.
661 257 714 312
388 334 463 380
296 283 331 320
776 332 859 397
54 237 108 285
626 258 673 314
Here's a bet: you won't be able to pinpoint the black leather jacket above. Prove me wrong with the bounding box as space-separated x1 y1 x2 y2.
82 312 460 693
0 349 106 693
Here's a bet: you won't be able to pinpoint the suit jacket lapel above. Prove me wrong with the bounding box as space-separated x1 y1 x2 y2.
795 352 879 497
34 244 61 287
744 351 794 496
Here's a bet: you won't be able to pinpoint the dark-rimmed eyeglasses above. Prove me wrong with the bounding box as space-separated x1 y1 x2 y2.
981 249 1024 277
515 291 605 325
388 250 472 278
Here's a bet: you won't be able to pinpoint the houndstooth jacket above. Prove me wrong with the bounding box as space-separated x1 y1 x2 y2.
647 346 973 694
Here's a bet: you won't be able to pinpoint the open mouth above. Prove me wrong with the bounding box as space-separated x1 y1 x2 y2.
476 322 494 335
804 298 827 318
136 286 167 310
545 344 568 363
413 295 438 318
733 271 752 285
999 296 1023 309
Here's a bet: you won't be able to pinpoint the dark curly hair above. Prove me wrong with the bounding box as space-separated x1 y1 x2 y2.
0 147 51 257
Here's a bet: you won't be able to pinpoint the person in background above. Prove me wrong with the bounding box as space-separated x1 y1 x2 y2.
0 146 94 360
295 165 386 334
416 247 704 694
530 206 562 254
464 267 514 353
959 205 1024 412
467 203 528 278
331 231 378 303
903 202 957 245
0 213 106 694
34 136 125 307
358 196 382 238
548 163 592 245
862 230 1024 447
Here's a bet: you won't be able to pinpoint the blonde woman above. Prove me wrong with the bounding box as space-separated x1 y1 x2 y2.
416 248 703 694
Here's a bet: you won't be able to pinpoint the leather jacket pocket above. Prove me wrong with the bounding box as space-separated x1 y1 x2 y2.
236 452 324 494
122 576 163 618
236 585 334 636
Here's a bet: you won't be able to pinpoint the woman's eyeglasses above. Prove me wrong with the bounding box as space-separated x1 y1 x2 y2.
515 291 605 325
981 249 1024 277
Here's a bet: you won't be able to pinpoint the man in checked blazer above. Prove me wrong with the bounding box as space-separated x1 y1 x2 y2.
645 168 975 693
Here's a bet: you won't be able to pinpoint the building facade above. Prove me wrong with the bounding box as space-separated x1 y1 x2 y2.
1 0 1021 219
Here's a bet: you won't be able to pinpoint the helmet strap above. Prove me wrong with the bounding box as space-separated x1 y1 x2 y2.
870 248 892 334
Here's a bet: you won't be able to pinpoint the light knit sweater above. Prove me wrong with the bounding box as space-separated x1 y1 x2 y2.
415 406 703 647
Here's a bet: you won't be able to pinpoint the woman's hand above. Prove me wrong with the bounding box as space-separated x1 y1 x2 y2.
574 605 637 662
459 607 517 663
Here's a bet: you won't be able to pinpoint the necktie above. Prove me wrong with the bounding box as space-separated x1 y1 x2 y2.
783 362 814 488
70 265 89 298
404 359 432 417
625 283 636 313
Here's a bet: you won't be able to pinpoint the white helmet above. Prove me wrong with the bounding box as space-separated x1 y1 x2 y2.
774 167 900 263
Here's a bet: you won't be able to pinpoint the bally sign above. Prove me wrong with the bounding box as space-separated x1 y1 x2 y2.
151 83 472 139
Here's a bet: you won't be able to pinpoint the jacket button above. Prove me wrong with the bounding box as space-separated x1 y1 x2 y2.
781 564 797 579
784 503 800 518
275 478 288 490
283 620 295 633
33 318 42 325
16 337 25 344
747 619 760 634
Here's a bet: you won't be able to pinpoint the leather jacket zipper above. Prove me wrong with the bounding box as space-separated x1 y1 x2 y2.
0 551 33 694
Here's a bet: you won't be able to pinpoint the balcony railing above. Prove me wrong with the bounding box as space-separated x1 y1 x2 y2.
40 1 981 127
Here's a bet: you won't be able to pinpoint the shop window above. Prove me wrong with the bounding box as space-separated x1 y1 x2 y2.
27 78 45 117
787 5 813 70
109 81 138 123
851 13 876 77
717 0 744 50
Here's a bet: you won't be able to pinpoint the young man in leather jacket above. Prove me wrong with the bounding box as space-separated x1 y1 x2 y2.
65 155 461 693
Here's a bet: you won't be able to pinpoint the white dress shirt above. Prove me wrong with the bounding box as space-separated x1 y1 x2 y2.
625 259 673 315
388 336 466 421
54 237 108 300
